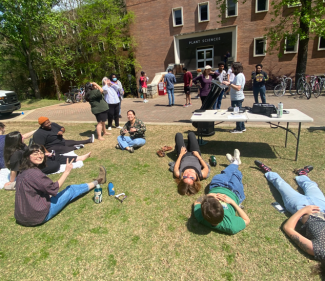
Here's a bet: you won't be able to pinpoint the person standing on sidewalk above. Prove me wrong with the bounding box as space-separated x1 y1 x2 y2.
251 64 268 104
139 71 149 103
213 62 227 109
195 68 202 99
226 65 235 98
182 68 193 107
164 69 177 106
110 74 124 118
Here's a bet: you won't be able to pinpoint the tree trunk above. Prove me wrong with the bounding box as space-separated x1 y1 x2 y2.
52 69 61 100
295 0 310 87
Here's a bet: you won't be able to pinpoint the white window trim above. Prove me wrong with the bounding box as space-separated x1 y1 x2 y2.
284 35 299 54
172 7 183 27
255 0 269 13
318 37 325 51
226 0 238 18
253 37 267 57
287 1 301 7
198 2 210 23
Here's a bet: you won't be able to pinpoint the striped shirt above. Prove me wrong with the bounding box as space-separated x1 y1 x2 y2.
103 84 120 104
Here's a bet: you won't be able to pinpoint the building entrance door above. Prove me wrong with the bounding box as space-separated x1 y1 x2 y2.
196 48 214 69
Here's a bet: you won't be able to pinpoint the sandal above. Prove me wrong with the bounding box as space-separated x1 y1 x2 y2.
157 149 165 157
161 146 173 152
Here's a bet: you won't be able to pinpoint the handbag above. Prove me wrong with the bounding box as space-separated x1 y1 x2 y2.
250 103 277 117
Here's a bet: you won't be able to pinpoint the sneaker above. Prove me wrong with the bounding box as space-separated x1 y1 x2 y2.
4 181 16 190
188 103 192 106
108 127 112 130
226 153 234 163
119 115 122 118
294 166 313 176
143 99 148 103
233 149 241 165
74 144 85 150
183 104 188 107
128 147 134 153
230 130 242 133
254 160 272 173
96 166 107 184
115 143 121 149
116 126 123 129
242 129 246 132
91 134 95 143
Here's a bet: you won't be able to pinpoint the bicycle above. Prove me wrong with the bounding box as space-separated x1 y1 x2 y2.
64 86 79 103
318 75 325 96
296 75 311 99
308 75 321 98
273 76 294 97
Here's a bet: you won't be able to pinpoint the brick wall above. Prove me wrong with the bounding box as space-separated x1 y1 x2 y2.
125 0 325 87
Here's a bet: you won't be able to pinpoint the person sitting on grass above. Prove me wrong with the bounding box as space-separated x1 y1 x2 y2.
173 132 209 196
194 149 250 235
116 110 146 153
3 131 91 190
255 160 325 277
33 117 94 153
14 144 106 227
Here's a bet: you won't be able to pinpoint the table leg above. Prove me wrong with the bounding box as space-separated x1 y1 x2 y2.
197 122 208 146
295 122 302 161
285 122 289 148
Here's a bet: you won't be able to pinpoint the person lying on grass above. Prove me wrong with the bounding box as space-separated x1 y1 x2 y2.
255 161 325 277
14 144 106 227
194 149 250 235
174 132 209 196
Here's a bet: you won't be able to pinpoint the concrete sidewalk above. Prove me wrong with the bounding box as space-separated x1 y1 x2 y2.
4 90 325 129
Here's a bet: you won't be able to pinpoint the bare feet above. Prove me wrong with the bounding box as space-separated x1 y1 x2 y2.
98 137 105 141
77 152 91 161
104 132 111 135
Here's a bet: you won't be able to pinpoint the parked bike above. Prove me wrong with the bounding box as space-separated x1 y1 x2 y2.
296 75 311 99
273 76 294 97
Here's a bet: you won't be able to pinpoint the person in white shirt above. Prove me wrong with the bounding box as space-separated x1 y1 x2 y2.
226 66 235 98
213 62 227 109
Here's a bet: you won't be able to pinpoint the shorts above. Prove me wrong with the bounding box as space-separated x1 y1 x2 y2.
184 86 190 95
95 110 108 122
142 87 148 94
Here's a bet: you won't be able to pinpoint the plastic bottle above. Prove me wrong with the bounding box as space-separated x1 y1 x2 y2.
108 182 115 196
277 102 283 118
209 156 217 167
94 184 102 204
234 104 239 114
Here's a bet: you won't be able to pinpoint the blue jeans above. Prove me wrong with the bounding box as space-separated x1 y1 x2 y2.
210 164 246 203
44 183 90 222
167 88 174 105
265 172 325 214
213 89 224 110
117 135 146 150
253 85 266 104
231 99 245 131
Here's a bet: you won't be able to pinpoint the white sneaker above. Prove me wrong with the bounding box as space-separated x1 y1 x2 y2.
242 129 246 132
116 126 122 129
230 130 242 133
108 127 112 130
226 153 234 163
91 134 95 143
234 149 241 165
143 99 148 103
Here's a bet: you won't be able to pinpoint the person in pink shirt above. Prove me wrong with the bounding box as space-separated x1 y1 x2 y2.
139 71 149 103
183 68 193 107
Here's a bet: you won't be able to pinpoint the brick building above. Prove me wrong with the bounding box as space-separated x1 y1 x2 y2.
125 0 325 88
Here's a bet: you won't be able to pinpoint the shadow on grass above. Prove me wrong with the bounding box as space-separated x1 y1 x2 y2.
0 113 21 120
79 130 95 137
186 204 211 235
308 126 325 132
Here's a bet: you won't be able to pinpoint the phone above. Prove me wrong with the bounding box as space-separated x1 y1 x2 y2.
271 202 285 213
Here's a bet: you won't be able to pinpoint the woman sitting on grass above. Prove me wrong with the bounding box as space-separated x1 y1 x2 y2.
255 161 325 277
116 110 146 153
4 131 90 190
14 144 106 226
174 132 209 196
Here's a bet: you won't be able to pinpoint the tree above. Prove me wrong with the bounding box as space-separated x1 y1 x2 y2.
0 0 60 98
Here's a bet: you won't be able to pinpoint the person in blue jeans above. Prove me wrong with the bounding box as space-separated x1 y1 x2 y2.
213 61 227 110
251 64 268 104
164 69 177 106
255 161 325 277
14 144 106 227
194 149 250 235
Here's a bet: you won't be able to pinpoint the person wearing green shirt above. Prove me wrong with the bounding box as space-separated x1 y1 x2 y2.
194 149 250 235
85 82 110 141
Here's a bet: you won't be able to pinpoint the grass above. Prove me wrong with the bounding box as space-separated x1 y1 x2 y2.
0 122 324 280
17 99 64 111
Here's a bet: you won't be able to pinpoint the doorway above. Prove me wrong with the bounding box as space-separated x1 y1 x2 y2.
196 48 214 69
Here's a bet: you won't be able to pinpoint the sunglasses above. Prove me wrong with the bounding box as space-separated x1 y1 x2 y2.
183 176 195 180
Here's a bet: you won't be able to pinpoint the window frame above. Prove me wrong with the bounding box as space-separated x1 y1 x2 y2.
198 2 210 23
226 0 238 18
284 35 299 54
172 7 184 27
318 37 325 51
255 0 269 13
253 37 267 57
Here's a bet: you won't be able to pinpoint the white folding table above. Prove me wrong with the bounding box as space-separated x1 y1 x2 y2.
190 109 314 161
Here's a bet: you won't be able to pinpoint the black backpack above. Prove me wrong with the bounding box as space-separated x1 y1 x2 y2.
250 103 277 117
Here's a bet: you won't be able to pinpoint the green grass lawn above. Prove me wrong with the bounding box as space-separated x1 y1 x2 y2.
17 99 64 111
0 122 324 280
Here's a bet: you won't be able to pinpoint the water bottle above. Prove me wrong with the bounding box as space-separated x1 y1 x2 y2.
277 102 283 118
234 104 239 114
21 112 24 115
209 156 217 167
108 182 115 196
94 184 102 204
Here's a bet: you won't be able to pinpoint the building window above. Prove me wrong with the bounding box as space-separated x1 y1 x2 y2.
226 0 238 17
198 2 209 22
318 37 325 51
255 0 268 12
287 0 301 7
284 35 298 54
254 38 266 57
172 7 183 27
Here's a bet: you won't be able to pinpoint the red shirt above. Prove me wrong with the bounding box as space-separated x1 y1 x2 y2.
140 76 147 88
183 72 193 87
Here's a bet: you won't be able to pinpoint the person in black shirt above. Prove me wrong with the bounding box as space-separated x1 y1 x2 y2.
251 64 268 104
33 117 94 154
